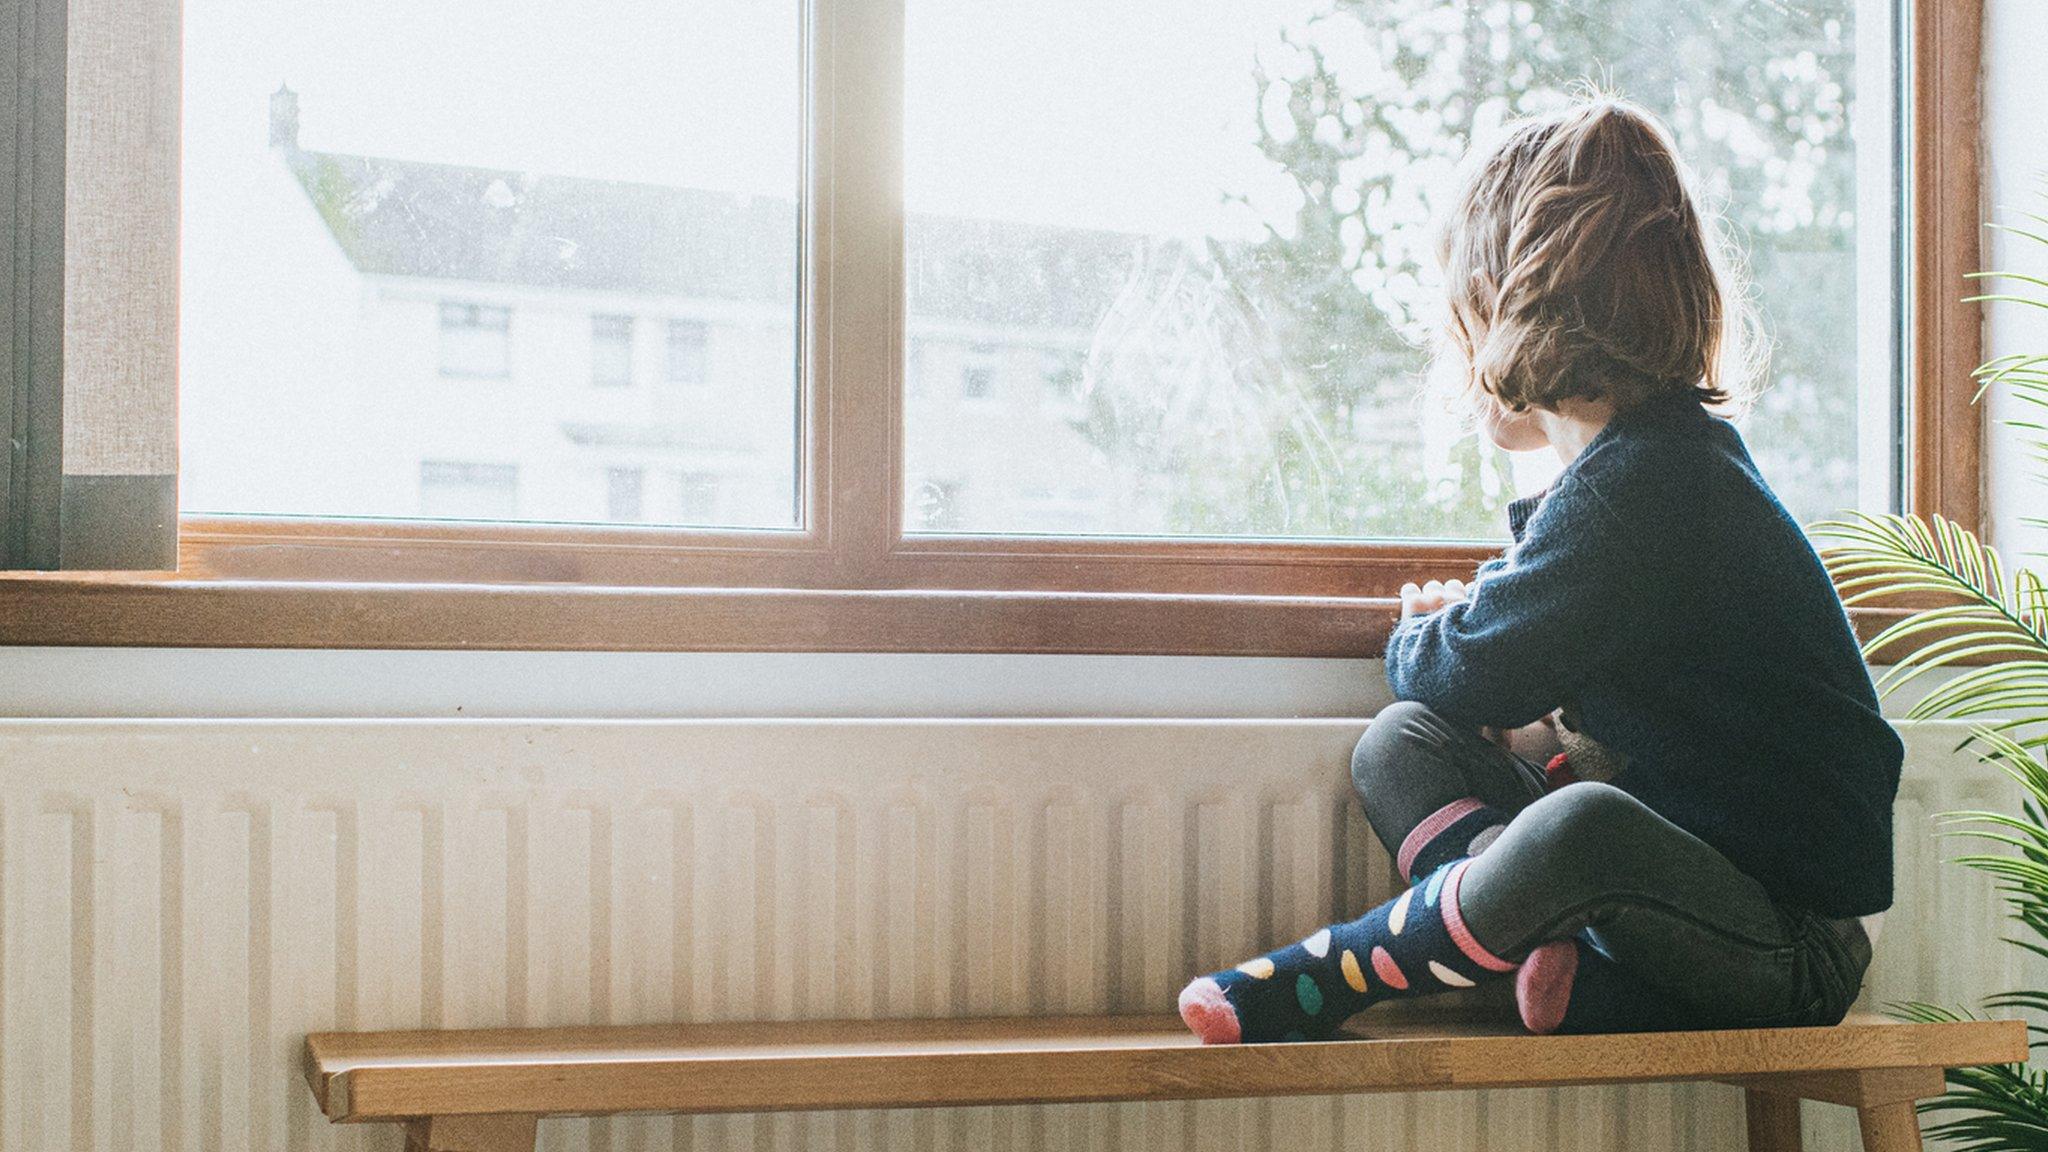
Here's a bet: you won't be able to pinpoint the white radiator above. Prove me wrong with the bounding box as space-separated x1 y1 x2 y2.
0 718 2024 1151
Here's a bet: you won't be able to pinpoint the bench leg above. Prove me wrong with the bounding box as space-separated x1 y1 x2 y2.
1725 1068 1936 1152
1856 1102 1923 1152
404 1114 539 1152
1745 1088 1804 1152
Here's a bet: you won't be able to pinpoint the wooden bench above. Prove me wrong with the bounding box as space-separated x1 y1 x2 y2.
305 1009 2024 1152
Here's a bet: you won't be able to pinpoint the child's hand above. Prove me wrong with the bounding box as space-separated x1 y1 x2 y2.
1482 712 1565 762
1399 579 1469 620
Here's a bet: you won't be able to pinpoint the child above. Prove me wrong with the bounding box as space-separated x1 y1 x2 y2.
1178 97 1901 1043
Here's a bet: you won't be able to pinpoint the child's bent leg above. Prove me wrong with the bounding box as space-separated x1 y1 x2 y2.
1178 854 1516 1043
1351 701 1548 881
1458 783 1873 1033
1177 703 1555 1044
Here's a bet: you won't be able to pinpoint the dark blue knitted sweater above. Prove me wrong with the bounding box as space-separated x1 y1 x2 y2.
1385 396 1902 917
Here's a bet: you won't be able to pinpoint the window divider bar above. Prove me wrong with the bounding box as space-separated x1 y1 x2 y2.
816 0 905 588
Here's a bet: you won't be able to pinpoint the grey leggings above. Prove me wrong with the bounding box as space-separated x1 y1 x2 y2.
1353 701 1872 1028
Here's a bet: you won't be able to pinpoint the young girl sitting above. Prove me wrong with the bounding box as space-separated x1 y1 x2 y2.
1178 96 1901 1043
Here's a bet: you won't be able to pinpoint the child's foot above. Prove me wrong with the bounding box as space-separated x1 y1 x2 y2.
1514 940 1580 1034
1178 858 1517 1043
1514 936 1711 1034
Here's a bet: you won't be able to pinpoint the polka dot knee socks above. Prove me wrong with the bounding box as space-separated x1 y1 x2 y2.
1177 796 1515 1044
1397 797 1510 883
1178 856 1518 1043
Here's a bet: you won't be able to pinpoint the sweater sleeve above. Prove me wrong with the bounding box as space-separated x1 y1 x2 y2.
1384 476 1640 728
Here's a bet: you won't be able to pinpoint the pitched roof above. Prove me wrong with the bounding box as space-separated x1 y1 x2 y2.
285 147 1136 330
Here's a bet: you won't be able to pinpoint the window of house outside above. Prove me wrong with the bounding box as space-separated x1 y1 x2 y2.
606 467 646 522
418 461 519 520
677 471 722 525
436 303 512 380
592 315 636 388
666 320 711 387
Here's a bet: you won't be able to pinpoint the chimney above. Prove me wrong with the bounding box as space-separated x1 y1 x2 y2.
269 83 300 150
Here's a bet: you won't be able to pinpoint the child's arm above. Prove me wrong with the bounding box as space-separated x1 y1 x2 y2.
1385 475 1641 729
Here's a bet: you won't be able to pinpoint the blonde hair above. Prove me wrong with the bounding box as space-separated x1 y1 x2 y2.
1439 96 1760 417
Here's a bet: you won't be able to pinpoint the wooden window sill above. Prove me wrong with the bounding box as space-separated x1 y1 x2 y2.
0 575 1920 659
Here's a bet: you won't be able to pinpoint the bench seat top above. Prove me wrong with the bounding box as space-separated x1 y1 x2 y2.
305 1009 2025 1123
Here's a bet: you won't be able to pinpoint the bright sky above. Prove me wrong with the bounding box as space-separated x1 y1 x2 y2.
183 0 1321 237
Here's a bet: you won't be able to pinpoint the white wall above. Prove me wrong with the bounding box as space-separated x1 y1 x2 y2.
1981 0 2048 559
0 650 1386 719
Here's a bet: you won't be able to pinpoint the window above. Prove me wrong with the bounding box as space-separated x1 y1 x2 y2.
666 320 710 387
437 303 512 379
419 462 519 520
606 468 645 522
592 315 635 387
902 0 1895 540
178 0 802 528
25 0 1974 652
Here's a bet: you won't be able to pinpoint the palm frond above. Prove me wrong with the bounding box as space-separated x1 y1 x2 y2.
1815 513 2048 745
1974 235 2048 472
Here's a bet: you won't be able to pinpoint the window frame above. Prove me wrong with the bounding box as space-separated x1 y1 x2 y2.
0 0 1983 655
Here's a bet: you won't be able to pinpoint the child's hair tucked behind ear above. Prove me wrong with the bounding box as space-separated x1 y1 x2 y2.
1440 96 1761 418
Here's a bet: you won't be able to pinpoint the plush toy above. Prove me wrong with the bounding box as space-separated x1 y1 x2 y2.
1545 706 1625 789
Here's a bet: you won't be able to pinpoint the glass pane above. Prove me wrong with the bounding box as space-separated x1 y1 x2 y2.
904 0 1888 539
181 0 803 529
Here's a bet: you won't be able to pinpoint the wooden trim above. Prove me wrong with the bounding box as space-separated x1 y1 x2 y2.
1910 0 1984 528
876 536 1499 596
173 517 839 588
822 0 901 581
0 577 1403 656
0 576 1940 658
172 514 1498 597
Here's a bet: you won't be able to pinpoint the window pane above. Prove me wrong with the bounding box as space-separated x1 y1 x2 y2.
181 0 803 528
904 0 1890 539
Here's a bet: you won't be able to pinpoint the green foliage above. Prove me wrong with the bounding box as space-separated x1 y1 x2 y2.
1100 0 1861 538
1815 212 2048 1149
1820 513 2048 748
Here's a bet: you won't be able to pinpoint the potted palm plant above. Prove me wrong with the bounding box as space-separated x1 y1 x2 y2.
1816 212 2048 1148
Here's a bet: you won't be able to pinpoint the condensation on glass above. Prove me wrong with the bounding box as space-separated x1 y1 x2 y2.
179 0 803 528
903 0 1894 540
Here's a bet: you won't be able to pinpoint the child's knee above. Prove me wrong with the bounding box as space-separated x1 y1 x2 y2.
1528 782 1645 833
1506 783 1652 878
1351 701 1441 793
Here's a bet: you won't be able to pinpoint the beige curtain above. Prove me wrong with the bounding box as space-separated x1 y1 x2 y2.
2 0 178 570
